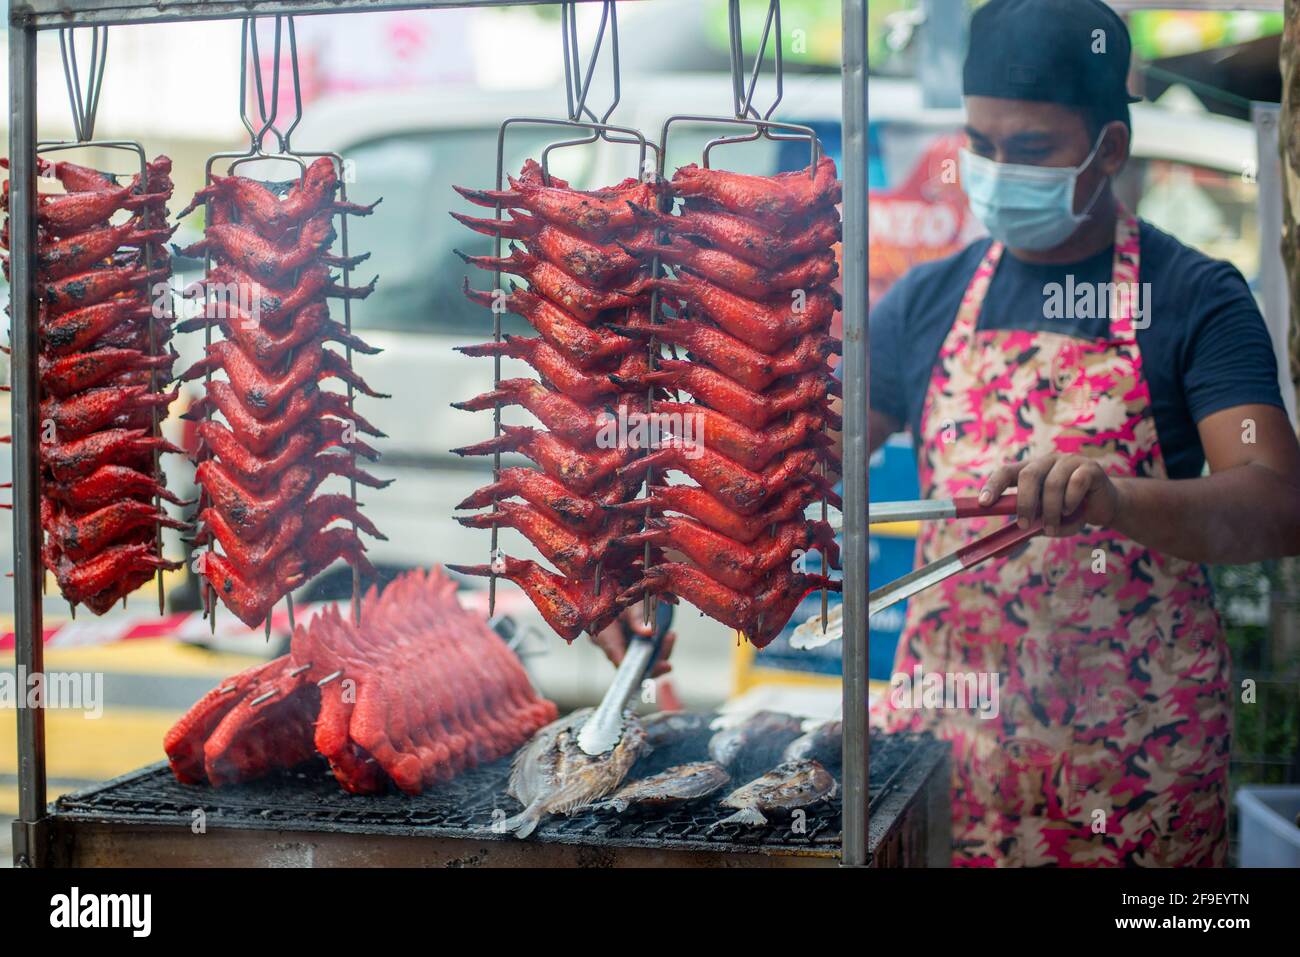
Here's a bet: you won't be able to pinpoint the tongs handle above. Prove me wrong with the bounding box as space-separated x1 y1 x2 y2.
869 504 1081 619
951 493 1019 519
870 493 1017 525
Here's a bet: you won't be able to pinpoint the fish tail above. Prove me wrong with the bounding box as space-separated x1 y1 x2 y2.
716 807 767 828
502 803 543 839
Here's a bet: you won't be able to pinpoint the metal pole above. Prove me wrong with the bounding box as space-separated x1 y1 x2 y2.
9 22 48 868
840 0 868 867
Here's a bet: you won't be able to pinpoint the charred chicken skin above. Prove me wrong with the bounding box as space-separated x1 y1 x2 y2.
451 425 634 496
448 556 634 642
669 157 841 226
454 170 663 239
460 281 637 368
624 199 840 269
456 334 647 404
630 274 840 354
606 480 841 545
607 313 839 393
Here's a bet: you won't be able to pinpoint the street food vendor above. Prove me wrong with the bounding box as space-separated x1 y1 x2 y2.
869 0 1300 865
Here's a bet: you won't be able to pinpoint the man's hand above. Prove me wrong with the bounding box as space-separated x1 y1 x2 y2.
979 454 1122 536
589 602 677 677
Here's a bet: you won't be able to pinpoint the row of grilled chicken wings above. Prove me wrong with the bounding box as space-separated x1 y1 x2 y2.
3 154 184 612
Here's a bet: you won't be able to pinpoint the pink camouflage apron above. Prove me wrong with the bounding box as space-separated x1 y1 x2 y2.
876 208 1232 867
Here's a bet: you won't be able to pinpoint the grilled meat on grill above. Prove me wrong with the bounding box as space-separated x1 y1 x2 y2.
455 335 647 404
715 759 839 828
619 234 838 301
451 425 634 496
618 516 839 592
617 441 824 515
707 711 805 780
619 563 839 647
612 361 838 430
176 301 380 370
164 568 555 793
502 708 649 838
597 761 731 814
783 720 843 769
450 210 650 288
455 500 639 578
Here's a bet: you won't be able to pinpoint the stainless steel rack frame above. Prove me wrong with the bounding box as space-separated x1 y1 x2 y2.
8 0 869 867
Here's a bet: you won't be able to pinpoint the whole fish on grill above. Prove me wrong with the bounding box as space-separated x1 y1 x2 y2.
715 759 838 828
597 762 731 814
634 710 715 775
502 708 648 838
643 710 713 751
707 710 805 781
782 720 843 770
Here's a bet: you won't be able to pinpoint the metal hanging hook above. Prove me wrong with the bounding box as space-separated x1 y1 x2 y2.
239 15 305 157
730 0 784 122
58 26 109 143
705 0 815 161
544 1 651 170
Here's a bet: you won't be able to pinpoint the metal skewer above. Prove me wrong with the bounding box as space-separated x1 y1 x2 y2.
650 0 829 641
40 26 176 618
467 1 658 624
192 15 373 632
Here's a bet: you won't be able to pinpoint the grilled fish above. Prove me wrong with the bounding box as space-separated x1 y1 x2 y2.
782 720 843 769
707 710 804 780
643 711 713 750
502 708 648 838
716 759 838 828
598 762 731 814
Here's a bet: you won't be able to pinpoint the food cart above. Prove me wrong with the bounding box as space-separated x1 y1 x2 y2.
6 0 903 867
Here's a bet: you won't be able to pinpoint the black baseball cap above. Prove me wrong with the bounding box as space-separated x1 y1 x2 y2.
963 0 1142 123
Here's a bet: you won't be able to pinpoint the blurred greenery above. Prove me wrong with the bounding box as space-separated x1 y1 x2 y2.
1214 560 1300 789
701 0 842 68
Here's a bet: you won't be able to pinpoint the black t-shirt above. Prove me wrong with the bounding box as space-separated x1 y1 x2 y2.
869 220 1285 479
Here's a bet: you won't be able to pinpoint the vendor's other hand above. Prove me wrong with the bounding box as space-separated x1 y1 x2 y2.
979 454 1120 536
590 601 677 677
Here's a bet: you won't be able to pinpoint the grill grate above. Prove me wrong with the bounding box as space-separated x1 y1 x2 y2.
53 732 944 857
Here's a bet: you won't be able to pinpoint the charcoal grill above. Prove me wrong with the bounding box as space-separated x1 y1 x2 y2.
41 733 948 867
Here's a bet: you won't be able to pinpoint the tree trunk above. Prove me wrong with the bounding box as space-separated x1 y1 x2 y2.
1283 0 1300 415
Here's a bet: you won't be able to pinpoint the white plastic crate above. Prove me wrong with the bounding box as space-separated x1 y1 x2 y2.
1236 785 1300 868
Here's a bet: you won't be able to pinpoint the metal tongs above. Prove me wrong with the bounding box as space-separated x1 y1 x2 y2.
869 492 1060 617
577 601 674 755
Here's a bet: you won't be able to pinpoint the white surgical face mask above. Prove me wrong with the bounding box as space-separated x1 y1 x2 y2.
959 131 1110 251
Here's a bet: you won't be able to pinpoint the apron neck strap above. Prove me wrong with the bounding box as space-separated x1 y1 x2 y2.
957 204 1142 339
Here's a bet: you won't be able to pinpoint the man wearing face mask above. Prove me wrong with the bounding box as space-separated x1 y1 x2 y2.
870 0 1300 866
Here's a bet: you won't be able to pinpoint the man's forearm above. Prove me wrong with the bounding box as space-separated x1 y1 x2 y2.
1112 465 1300 564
